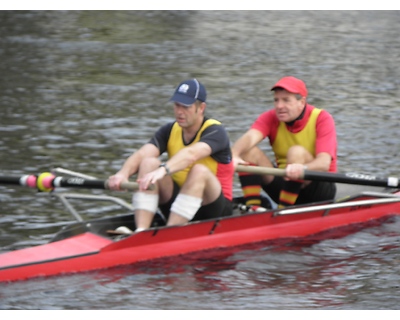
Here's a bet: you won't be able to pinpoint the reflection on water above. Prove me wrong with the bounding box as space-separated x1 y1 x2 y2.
1 10 400 309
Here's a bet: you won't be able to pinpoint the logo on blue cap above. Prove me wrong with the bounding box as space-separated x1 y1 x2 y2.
170 79 207 106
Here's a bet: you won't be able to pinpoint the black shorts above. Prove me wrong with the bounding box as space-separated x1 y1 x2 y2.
158 181 233 221
263 176 337 205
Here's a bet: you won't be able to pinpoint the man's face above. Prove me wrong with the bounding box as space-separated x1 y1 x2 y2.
273 90 306 123
173 102 201 128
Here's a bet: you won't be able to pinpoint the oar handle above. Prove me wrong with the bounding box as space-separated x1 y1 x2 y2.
104 180 142 191
119 182 142 191
235 165 288 177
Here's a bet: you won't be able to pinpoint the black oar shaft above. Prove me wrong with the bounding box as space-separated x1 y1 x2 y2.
0 173 143 191
0 176 29 186
53 177 107 189
53 177 150 191
303 170 398 188
236 165 400 188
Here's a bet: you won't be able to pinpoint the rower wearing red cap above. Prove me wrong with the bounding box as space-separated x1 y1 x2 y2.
232 76 337 211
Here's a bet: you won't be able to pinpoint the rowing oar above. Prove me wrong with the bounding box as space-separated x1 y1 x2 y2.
236 165 400 188
0 172 143 192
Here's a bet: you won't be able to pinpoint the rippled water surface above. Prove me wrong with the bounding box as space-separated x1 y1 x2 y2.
1 11 400 310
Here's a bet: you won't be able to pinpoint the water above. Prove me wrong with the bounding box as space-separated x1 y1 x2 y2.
1 10 400 310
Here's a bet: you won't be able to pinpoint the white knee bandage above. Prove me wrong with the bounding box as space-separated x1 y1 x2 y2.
170 194 202 221
132 192 159 213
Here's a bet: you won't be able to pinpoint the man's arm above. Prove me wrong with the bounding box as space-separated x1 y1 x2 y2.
117 143 161 178
231 128 264 165
164 142 212 175
139 142 212 190
108 143 160 190
304 152 332 172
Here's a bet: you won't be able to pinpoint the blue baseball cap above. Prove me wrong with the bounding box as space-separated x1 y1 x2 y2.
170 79 207 106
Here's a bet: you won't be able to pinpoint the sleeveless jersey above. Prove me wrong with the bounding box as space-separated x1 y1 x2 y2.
272 108 321 168
251 104 337 172
154 118 234 200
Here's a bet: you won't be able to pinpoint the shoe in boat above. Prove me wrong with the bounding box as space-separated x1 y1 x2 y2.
114 226 134 235
112 226 147 234
239 204 268 214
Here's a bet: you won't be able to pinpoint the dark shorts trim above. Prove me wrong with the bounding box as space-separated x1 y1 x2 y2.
158 181 233 221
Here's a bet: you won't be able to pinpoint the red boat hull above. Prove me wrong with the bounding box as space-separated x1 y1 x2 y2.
1 196 400 283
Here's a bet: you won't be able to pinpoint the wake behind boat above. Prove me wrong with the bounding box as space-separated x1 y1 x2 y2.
1 167 400 283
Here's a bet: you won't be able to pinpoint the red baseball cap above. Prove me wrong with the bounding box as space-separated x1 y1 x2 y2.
271 76 308 97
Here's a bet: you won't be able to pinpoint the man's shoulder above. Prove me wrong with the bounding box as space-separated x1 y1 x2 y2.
204 118 222 126
311 106 336 131
202 119 228 136
202 118 228 133
308 105 334 120
317 109 335 122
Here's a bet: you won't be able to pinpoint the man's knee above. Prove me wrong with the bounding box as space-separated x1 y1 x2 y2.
138 157 160 172
187 163 210 178
184 164 220 200
242 146 272 167
287 145 313 163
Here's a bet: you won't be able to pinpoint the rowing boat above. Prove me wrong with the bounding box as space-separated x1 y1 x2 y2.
1 167 400 283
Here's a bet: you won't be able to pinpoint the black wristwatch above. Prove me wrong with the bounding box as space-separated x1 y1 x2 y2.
159 162 171 175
